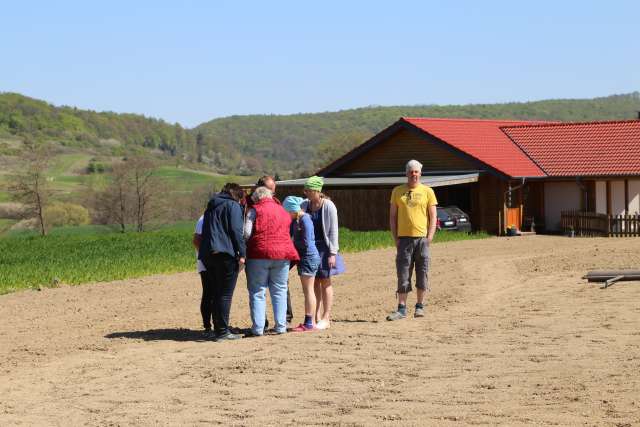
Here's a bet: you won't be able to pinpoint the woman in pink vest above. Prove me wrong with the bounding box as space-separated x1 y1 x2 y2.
244 186 300 336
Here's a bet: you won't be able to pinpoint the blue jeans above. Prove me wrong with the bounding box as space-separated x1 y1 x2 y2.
246 259 290 335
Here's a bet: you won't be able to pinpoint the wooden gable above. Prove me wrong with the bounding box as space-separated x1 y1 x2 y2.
330 128 479 176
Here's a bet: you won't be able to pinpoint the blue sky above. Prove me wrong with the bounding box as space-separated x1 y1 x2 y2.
1 1 638 127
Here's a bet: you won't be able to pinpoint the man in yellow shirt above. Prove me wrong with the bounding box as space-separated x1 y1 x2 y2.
388 160 438 320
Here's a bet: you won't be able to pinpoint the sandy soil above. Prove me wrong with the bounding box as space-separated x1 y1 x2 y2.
1 235 640 426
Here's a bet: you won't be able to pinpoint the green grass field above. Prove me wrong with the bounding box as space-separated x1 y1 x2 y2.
0 223 195 294
48 153 92 177
155 166 253 191
340 228 490 252
0 224 489 294
0 218 17 234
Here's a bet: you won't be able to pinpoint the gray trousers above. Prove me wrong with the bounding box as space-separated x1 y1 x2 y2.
396 237 430 293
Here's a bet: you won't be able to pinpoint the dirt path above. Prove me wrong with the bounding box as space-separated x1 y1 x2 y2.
1 236 639 426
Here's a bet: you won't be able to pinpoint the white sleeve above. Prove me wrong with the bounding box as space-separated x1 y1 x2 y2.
244 209 256 241
195 215 204 235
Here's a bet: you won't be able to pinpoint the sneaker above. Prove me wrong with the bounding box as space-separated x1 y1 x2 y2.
202 329 214 339
414 306 425 318
316 319 331 330
291 323 316 332
243 331 262 338
386 310 407 321
215 332 243 342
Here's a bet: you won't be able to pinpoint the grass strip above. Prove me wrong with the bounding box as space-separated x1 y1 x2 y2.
0 225 489 294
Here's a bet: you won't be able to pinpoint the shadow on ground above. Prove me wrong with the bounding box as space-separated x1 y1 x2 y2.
332 318 379 324
105 327 252 342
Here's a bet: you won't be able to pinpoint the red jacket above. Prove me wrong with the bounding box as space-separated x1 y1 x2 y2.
247 198 300 261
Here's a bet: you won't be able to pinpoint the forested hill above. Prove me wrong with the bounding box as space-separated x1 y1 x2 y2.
2 91 639 178
0 92 190 157
195 92 640 175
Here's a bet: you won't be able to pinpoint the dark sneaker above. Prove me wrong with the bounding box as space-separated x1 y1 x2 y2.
386 310 407 321
215 332 243 342
414 306 425 318
243 331 262 338
202 329 214 339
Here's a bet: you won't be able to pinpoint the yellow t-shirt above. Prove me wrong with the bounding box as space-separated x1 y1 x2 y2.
390 184 438 237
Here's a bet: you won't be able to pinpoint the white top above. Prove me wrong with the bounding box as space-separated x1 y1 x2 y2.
195 215 206 273
244 208 256 241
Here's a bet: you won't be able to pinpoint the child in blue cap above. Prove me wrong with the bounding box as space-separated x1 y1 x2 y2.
283 195 321 331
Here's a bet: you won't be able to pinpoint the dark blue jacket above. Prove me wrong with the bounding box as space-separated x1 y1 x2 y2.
198 192 246 260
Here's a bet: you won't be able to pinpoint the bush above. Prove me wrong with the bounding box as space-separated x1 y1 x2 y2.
87 160 108 174
44 202 90 228
0 202 27 219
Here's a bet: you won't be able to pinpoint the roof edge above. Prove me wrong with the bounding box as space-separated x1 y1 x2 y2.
500 118 640 130
402 116 555 124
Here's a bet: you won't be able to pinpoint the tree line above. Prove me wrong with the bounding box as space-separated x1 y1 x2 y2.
2 91 639 179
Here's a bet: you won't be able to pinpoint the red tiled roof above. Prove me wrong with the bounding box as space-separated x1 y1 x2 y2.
402 117 548 177
501 120 640 176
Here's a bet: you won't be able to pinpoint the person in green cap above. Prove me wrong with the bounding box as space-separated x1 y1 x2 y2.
300 176 345 330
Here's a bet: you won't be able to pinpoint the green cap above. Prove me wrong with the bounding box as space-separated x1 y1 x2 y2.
304 175 324 192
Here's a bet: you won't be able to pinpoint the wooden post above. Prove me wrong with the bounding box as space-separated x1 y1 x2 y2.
606 181 612 216
518 186 523 229
540 182 545 233
625 179 629 215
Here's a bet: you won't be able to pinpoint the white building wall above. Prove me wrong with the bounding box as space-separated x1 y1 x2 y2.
629 180 640 215
544 182 581 231
611 181 626 216
595 181 607 214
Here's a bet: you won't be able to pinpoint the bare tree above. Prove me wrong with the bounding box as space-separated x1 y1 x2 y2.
89 162 130 232
8 139 52 236
129 157 156 232
90 157 158 232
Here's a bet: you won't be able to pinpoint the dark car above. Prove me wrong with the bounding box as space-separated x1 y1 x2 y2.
436 207 457 231
436 206 472 232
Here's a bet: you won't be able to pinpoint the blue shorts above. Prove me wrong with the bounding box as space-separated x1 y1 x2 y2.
297 254 321 277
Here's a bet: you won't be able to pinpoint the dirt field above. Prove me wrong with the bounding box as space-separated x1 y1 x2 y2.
1 235 640 426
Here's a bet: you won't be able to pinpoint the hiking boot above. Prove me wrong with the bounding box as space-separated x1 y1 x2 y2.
414 306 425 318
386 310 407 321
215 332 243 342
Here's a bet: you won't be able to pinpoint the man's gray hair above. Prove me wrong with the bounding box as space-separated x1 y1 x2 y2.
406 159 423 173
251 186 273 203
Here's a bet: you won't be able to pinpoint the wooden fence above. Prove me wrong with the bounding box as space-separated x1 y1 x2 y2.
561 211 640 237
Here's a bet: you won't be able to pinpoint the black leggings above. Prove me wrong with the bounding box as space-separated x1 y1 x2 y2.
202 253 240 337
199 271 214 330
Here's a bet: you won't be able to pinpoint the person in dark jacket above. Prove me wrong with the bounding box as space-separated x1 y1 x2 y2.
198 183 246 341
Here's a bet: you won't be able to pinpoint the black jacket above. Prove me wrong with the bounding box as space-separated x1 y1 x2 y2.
198 192 246 260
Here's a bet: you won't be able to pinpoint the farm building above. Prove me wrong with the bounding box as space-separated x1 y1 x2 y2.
275 117 640 236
